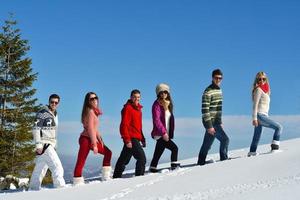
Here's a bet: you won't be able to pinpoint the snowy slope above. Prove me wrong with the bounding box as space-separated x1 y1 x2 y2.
1 138 300 200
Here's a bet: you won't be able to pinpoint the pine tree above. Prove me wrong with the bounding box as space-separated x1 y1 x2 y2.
0 16 40 178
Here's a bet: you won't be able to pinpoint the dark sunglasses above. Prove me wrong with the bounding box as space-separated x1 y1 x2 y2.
214 76 223 80
258 78 266 82
50 101 59 105
89 96 98 101
158 91 169 95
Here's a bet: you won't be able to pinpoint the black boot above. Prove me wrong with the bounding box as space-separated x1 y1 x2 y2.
171 162 180 170
271 144 279 151
149 167 159 173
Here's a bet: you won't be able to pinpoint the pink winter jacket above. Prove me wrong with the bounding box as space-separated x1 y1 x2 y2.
81 109 100 147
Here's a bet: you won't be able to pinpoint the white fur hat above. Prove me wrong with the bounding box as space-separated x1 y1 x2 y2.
156 83 170 95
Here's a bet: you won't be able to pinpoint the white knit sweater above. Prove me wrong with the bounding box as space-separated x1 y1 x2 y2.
252 87 270 120
32 106 58 150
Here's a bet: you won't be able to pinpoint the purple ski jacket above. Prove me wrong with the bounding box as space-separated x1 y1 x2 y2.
151 100 175 139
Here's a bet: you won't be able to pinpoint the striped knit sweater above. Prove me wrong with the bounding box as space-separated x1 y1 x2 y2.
202 83 223 129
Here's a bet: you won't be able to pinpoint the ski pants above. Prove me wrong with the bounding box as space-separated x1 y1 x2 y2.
74 135 112 177
150 138 178 168
113 138 146 178
29 145 65 190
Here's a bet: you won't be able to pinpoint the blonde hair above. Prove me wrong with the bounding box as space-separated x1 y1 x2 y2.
252 71 270 100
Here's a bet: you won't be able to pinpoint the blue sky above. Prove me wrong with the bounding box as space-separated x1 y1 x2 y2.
1 1 300 164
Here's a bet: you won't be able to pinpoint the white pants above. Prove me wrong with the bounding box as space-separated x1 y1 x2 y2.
29 145 65 190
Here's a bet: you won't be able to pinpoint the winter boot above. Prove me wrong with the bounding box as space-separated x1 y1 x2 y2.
73 177 84 186
171 162 180 170
149 166 159 173
205 158 215 164
101 166 112 181
247 152 259 157
271 140 280 151
271 144 279 151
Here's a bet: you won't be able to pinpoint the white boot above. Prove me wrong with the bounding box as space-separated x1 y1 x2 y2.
101 166 112 181
73 177 84 186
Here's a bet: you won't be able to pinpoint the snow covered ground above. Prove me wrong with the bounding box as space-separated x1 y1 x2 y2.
1 138 300 200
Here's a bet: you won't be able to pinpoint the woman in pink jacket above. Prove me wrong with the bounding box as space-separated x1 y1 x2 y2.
73 92 112 185
149 83 180 172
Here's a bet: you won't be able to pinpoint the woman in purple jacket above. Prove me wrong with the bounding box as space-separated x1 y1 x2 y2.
149 83 180 172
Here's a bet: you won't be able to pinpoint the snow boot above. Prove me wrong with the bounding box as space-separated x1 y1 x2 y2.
247 152 259 157
205 158 215 164
101 166 112 181
271 144 279 151
171 162 180 170
73 177 84 186
149 166 159 173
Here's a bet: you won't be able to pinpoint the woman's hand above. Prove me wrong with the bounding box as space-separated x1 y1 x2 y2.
162 133 169 142
93 145 98 154
97 137 104 149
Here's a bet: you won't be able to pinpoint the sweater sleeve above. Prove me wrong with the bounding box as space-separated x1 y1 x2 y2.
152 102 167 136
202 91 213 129
120 106 132 144
86 110 98 147
252 88 262 120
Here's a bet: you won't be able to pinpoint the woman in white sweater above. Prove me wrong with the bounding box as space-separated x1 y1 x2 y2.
248 72 283 156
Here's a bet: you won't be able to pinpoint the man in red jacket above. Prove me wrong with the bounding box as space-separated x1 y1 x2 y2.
113 89 146 178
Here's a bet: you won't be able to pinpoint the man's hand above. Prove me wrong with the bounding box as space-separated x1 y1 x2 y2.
126 142 132 149
141 140 146 148
207 127 216 135
36 148 43 155
252 120 258 127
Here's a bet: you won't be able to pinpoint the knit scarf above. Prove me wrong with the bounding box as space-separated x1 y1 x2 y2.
259 83 270 94
93 107 102 116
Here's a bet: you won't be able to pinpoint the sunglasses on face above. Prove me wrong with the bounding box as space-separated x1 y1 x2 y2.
50 101 59 105
258 78 266 82
214 76 223 80
89 96 98 101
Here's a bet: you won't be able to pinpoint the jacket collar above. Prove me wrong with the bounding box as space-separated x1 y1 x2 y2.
126 100 143 110
210 81 220 89
46 105 57 116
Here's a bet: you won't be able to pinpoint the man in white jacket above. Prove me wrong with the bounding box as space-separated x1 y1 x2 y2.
29 94 65 190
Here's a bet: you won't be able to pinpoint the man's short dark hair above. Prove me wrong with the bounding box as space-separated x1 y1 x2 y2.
49 94 60 102
212 69 223 77
130 89 141 97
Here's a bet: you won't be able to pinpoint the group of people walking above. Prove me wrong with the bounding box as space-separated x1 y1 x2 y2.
28 69 283 190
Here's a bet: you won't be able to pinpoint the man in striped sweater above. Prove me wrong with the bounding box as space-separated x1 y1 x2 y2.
197 69 230 165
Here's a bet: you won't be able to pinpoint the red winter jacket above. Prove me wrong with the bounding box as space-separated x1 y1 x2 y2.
120 100 145 144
